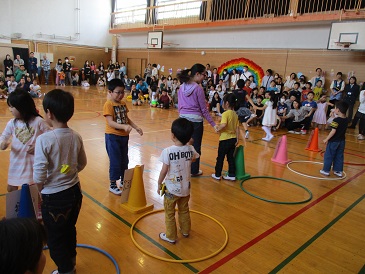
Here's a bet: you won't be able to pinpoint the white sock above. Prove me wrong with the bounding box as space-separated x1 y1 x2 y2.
262 126 271 138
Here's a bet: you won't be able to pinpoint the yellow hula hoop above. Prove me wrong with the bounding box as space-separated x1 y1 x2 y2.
130 209 229 263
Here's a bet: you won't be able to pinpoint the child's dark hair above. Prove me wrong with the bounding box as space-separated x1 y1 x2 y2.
316 79 322 84
257 95 263 100
43 89 74 123
237 79 245 89
335 100 349 114
223 93 237 108
269 90 278 109
171 118 194 145
108 78 125 91
0 218 46 274
307 91 314 96
177 63 205 83
7 89 41 125
306 82 312 87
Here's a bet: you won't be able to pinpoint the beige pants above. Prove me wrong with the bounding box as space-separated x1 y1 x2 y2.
164 194 191 240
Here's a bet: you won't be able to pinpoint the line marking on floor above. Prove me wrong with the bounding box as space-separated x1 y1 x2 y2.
199 168 365 273
269 194 365 273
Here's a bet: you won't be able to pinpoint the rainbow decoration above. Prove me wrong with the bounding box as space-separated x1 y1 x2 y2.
218 57 265 87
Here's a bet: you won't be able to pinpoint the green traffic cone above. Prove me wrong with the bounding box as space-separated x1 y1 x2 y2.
234 145 251 180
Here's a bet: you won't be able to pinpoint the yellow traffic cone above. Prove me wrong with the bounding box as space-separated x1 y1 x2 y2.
121 165 154 214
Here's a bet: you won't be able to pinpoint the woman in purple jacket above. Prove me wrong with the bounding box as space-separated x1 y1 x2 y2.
178 63 218 176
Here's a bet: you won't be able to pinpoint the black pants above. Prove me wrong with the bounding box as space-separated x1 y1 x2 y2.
286 117 311 131
215 138 236 177
42 183 82 273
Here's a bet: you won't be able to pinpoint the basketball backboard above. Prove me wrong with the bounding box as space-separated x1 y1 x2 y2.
328 21 365 51
147 31 163 49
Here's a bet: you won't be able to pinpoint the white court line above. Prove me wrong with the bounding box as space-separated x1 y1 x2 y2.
82 128 171 142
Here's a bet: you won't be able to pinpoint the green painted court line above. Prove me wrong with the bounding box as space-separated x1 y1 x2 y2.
359 264 365 274
0 193 6 197
82 191 199 273
269 194 365 273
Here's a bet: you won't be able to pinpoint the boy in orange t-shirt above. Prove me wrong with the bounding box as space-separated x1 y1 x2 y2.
103 79 143 195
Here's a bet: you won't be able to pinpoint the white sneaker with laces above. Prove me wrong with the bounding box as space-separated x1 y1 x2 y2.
245 131 249 139
222 175 236 181
211 174 221 180
159 232 176 244
320 170 330 176
334 171 343 177
109 185 122 195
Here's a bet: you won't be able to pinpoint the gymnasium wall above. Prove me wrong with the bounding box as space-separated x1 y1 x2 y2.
0 0 112 48
117 22 365 88
118 48 365 88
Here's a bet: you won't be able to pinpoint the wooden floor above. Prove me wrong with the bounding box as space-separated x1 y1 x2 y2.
0 86 364 274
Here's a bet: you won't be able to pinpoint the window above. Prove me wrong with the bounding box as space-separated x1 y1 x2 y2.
157 0 202 19
114 0 147 24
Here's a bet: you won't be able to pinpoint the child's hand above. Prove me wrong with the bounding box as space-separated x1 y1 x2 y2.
0 141 9 150
323 139 328 145
136 127 143 136
214 125 219 132
27 144 35 155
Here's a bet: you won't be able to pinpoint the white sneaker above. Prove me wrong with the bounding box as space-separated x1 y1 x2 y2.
159 232 175 244
109 185 122 195
358 134 365 140
267 134 274 141
245 131 249 139
301 130 307 135
211 174 221 180
334 171 343 177
320 170 330 176
222 175 236 181
288 130 295 134
262 137 269 141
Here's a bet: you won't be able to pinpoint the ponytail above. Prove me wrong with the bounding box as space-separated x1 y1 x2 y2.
177 63 205 84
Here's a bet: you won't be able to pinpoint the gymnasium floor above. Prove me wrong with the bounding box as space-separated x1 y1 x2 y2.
0 86 364 273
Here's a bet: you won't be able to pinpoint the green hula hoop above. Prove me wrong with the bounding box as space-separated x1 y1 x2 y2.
240 176 313 204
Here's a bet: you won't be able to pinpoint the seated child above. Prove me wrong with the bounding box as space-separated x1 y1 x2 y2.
150 85 159 107
158 89 172 109
210 91 222 116
131 84 142 106
97 75 106 87
7 76 18 93
302 82 312 102
29 79 42 98
276 94 288 129
72 73 79 86
0 80 8 99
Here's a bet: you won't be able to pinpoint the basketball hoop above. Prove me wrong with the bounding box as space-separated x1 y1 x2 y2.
334 41 354 51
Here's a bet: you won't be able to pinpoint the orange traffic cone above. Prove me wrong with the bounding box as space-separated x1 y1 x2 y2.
271 135 291 164
305 128 322 152
121 165 154 214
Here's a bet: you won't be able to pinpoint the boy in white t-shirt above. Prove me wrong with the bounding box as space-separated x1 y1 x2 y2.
29 79 42 98
157 118 200 244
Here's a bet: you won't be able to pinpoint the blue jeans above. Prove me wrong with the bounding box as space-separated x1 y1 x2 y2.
44 70 50 84
191 122 203 174
105 134 129 181
323 140 345 172
41 183 82 274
